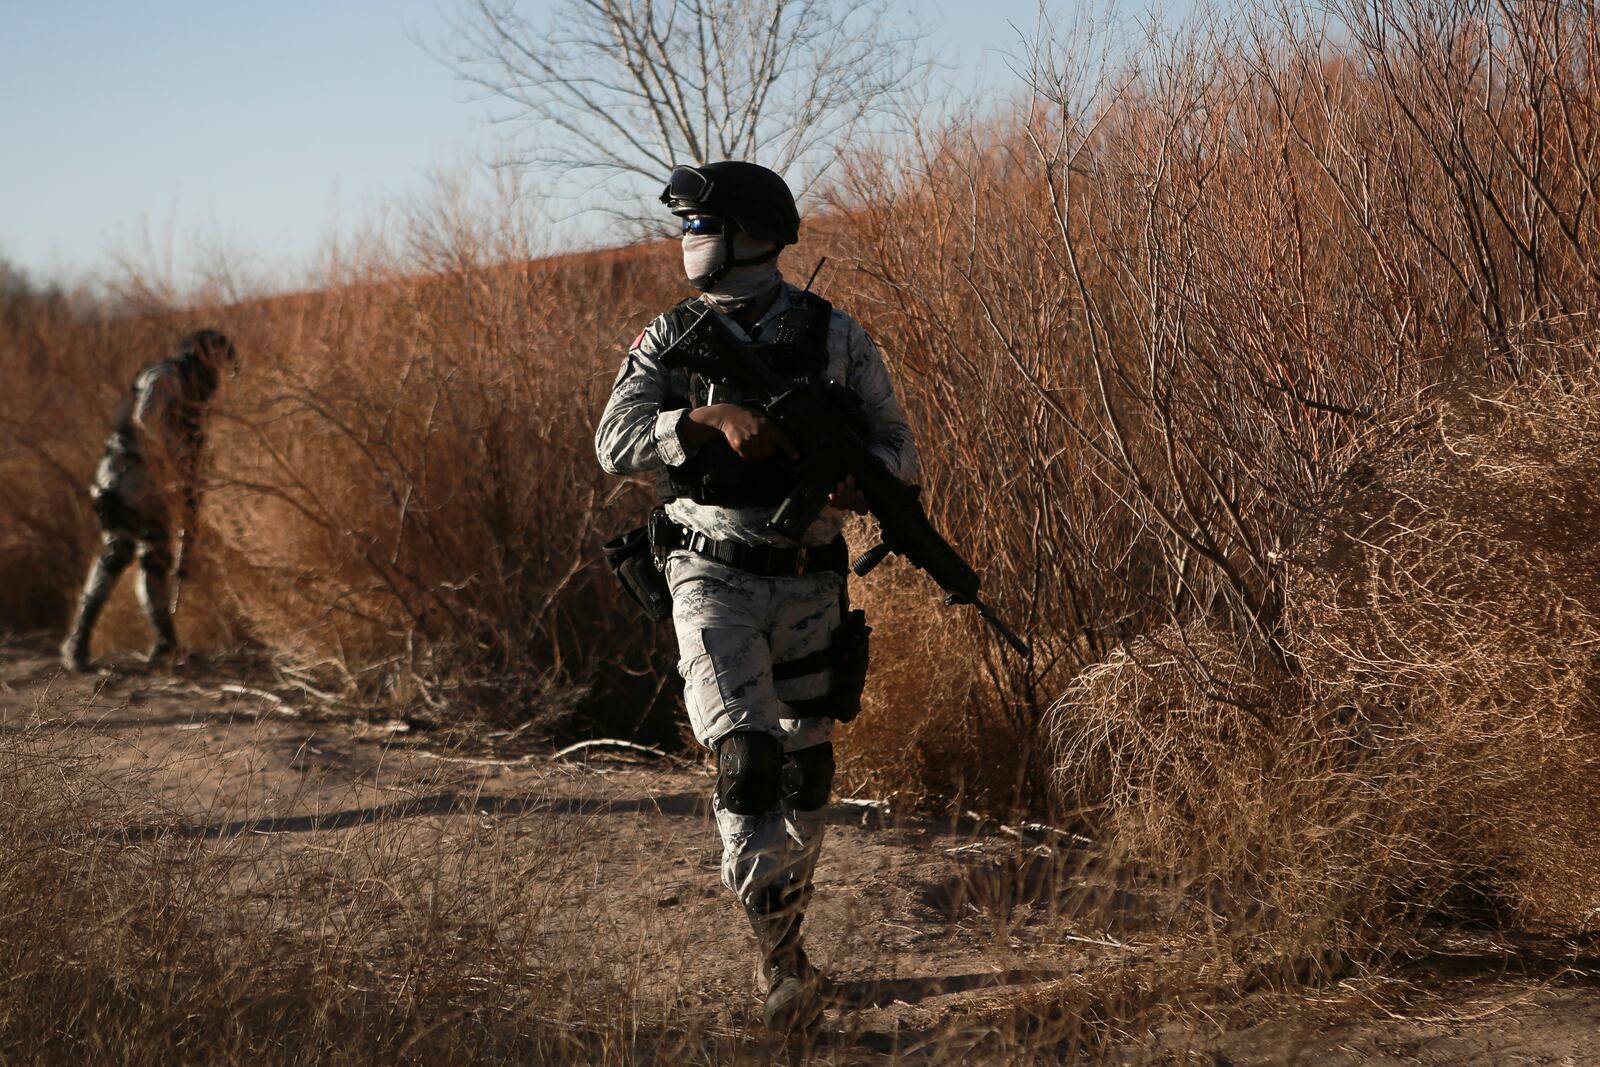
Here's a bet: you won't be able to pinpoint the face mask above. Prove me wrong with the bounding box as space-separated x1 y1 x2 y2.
682 231 782 312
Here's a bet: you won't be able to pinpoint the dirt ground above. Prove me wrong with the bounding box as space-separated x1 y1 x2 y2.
3 638 1599 1065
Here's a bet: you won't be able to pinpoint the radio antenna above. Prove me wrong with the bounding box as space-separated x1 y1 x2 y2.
803 256 828 293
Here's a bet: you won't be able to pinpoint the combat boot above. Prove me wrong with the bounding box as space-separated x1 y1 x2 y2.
61 537 135 674
59 631 90 673
144 612 178 666
746 894 824 1032
762 948 823 1032
753 906 816 994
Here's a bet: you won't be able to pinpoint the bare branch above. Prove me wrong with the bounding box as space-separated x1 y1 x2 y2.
443 0 927 230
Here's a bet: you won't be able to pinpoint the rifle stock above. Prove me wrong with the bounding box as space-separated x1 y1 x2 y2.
660 307 1031 659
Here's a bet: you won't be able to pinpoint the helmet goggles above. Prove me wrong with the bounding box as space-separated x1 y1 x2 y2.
661 165 714 215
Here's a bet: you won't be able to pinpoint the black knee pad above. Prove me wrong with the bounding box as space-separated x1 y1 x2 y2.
782 742 834 812
716 731 783 816
138 542 172 575
100 538 136 570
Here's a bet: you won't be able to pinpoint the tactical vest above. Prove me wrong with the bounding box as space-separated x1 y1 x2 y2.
658 292 836 507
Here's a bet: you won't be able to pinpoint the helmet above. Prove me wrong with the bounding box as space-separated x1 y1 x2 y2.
176 328 237 390
660 161 801 245
179 329 235 368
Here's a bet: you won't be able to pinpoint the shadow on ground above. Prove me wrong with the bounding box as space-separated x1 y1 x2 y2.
829 968 1063 1009
113 790 712 840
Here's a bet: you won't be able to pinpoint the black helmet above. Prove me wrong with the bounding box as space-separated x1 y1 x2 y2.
176 328 237 392
179 328 236 370
660 161 800 245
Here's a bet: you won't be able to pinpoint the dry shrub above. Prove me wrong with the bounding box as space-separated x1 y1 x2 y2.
1044 624 1424 984
1288 372 1600 927
196 245 684 732
1019 3 1600 979
821 0 1600 812
1044 367 1600 993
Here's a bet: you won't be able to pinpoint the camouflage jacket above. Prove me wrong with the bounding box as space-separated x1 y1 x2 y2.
98 360 209 511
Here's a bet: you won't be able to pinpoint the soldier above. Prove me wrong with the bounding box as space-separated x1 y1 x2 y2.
595 162 918 1031
60 328 237 672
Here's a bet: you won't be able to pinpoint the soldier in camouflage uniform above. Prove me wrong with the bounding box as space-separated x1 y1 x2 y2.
595 161 917 1031
60 329 236 672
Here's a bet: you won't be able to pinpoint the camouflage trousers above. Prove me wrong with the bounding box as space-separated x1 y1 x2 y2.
63 457 176 659
664 550 840 916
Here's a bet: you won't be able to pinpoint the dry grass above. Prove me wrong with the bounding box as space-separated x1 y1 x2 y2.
1046 623 1430 986
0 672 1183 1066
0 702 845 1065
0 730 599 1063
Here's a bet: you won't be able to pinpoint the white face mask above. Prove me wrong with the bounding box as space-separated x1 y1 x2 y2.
682 231 782 312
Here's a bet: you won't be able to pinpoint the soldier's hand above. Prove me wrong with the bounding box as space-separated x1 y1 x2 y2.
689 403 798 463
828 475 869 514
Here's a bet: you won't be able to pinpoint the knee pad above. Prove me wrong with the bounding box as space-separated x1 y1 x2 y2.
716 731 783 816
138 542 172 575
99 538 136 570
782 742 834 812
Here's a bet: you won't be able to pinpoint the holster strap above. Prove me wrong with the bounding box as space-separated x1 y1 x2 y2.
771 646 834 682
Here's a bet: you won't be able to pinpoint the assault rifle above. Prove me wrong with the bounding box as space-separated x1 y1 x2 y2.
659 305 1031 658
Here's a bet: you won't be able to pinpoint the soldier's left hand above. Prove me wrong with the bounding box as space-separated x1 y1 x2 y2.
828 476 868 514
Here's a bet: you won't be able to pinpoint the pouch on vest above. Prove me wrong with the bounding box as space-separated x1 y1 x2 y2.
603 520 673 623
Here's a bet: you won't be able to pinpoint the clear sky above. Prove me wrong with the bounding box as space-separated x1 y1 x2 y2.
0 0 1052 291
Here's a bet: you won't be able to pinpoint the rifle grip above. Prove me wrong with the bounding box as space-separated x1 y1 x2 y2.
769 480 832 542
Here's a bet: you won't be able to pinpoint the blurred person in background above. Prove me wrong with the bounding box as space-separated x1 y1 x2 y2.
595 162 918 1032
60 328 237 672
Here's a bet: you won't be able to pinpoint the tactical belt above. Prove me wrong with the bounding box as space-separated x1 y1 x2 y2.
653 515 847 578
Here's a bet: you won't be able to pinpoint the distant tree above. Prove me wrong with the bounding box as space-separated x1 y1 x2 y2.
446 0 925 228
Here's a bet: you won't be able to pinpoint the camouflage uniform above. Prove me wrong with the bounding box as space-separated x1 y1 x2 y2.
595 279 917 938
62 350 218 669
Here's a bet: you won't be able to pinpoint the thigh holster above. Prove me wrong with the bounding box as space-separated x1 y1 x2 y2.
779 610 872 723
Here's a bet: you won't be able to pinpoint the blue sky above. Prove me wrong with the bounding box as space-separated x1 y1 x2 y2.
0 1 1051 290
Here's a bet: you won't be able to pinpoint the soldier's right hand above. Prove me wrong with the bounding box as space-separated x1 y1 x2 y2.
687 403 799 463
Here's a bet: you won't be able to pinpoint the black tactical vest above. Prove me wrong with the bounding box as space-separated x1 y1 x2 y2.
658 292 835 507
